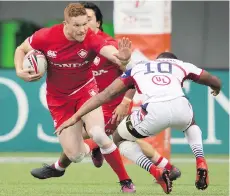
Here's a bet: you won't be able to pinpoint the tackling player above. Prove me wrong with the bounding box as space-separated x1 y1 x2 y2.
56 51 222 192
14 3 135 193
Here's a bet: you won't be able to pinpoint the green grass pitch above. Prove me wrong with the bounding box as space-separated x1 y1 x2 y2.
0 154 228 196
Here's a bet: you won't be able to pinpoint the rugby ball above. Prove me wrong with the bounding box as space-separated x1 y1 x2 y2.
23 50 47 76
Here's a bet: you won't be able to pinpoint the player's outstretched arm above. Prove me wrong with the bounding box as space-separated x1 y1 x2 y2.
195 70 222 96
55 79 128 135
99 37 132 69
14 39 42 82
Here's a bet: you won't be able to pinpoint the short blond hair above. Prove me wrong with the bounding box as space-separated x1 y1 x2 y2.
64 3 87 20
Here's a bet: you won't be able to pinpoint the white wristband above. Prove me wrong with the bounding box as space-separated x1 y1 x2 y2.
123 97 132 102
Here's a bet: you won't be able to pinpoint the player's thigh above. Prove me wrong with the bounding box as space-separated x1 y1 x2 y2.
117 103 170 141
47 95 76 130
73 81 104 133
170 97 194 131
58 120 86 154
134 103 170 135
81 107 105 133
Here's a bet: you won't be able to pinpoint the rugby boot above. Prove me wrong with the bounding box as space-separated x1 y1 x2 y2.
195 157 209 190
31 163 65 179
169 165 181 181
153 168 173 194
91 147 104 168
120 179 136 193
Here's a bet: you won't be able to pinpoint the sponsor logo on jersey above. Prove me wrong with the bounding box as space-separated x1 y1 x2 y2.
77 49 88 58
93 56 100 66
49 60 89 68
47 50 57 58
92 69 108 76
152 75 171 85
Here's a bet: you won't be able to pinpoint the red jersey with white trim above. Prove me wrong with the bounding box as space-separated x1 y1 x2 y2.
120 59 203 103
91 30 124 114
28 24 109 96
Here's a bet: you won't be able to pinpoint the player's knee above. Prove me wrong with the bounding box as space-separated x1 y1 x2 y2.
88 126 112 148
118 141 140 156
67 152 86 163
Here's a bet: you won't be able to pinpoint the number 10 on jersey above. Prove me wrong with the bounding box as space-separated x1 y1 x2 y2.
144 62 172 75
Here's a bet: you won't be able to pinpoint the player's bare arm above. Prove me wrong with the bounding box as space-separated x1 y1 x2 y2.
112 89 136 125
100 37 132 69
14 39 42 82
112 41 136 125
55 79 128 135
195 70 222 96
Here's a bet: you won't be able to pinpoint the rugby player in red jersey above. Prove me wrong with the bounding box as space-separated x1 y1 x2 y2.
14 3 135 193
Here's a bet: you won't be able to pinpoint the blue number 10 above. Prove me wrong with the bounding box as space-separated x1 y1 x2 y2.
144 62 172 74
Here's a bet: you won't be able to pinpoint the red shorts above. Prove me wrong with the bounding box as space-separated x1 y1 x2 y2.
47 79 98 129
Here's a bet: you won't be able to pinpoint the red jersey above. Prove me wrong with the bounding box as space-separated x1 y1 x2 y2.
28 24 110 96
91 30 125 115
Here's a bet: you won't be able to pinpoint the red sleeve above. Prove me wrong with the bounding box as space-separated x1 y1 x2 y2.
87 29 115 53
185 69 204 82
104 36 118 49
28 28 48 51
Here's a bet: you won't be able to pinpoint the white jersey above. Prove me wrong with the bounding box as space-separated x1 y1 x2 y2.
121 58 203 103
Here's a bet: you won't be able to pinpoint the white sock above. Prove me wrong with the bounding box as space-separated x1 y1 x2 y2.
184 125 204 158
54 160 65 171
84 143 91 155
100 143 117 154
119 141 153 172
155 157 169 168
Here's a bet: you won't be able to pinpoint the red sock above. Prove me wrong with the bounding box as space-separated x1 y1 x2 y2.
84 139 99 151
155 156 172 170
196 157 205 165
58 160 65 168
149 165 159 178
101 144 130 181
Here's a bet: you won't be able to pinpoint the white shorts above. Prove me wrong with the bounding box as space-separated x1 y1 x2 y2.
118 96 194 141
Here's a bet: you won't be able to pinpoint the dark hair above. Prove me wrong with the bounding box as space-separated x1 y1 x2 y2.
81 2 103 31
156 52 178 59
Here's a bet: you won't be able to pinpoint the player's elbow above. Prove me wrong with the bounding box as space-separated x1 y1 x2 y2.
210 75 222 89
15 44 27 56
15 45 22 54
197 71 221 90
17 39 32 54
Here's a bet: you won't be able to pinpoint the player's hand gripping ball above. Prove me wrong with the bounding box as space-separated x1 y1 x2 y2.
23 50 47 76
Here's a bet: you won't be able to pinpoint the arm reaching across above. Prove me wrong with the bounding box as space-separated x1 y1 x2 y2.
54 78 130 134
99 37 132 69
